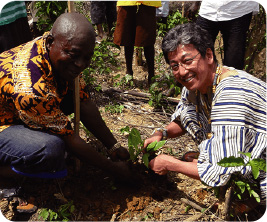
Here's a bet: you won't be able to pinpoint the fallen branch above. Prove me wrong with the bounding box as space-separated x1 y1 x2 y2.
101 85 180 104
181 198 203 211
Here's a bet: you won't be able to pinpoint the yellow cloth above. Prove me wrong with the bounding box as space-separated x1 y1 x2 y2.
117 1 161 7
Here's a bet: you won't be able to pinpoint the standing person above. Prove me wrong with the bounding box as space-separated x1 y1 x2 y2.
0 1 32 53
90 1 117 42
144 23 266 207
156 0 169 29
187 0 259 70
113 1 161 85
0 13 131 215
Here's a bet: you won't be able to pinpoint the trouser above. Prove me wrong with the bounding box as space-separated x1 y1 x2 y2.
0 125 67 178
196 13 252 70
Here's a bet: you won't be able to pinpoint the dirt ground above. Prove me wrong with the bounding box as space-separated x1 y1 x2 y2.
1 6 266 220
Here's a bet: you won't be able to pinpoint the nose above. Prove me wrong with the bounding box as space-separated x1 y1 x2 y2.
173 64 189 80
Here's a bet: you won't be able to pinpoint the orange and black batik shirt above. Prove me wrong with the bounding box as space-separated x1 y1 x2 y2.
0 32 89 136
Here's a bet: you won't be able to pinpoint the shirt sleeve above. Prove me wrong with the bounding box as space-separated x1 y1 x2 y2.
171 87 206 143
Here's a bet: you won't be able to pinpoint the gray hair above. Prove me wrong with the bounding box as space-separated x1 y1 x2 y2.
162 23 216 64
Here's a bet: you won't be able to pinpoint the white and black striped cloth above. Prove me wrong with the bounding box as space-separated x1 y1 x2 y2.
171 67 266 203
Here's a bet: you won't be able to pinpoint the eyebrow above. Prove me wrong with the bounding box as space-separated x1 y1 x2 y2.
169 53 192 64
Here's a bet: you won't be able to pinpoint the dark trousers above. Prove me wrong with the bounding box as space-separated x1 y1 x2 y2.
196 13 252 70
0 17 32 53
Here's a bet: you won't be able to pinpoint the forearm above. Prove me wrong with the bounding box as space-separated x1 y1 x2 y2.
80 99 116 149
63 134 114 172
165 120 186 138
149 154 200 180
167 158 200 180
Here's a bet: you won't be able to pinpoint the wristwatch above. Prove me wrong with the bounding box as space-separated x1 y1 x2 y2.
152 128 168 140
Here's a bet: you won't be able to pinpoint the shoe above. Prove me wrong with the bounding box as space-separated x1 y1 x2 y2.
181 151 199 162
0 187 37 214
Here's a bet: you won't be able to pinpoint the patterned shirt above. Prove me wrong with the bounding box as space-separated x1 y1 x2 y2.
171 67 266 202
0 32 89 136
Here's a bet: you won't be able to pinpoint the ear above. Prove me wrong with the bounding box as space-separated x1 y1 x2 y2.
205 48 214 65
46 34 54 52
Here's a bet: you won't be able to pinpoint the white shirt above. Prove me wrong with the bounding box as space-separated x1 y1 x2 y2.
199 0 259 21
171 67 266 203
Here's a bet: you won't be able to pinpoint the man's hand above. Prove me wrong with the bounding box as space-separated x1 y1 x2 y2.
149 154 173 175
110 146 130 161
143 130 163 151
149 154 200 180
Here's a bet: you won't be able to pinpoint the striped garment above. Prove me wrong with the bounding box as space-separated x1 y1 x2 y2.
171 66 266 203
0 1 27 26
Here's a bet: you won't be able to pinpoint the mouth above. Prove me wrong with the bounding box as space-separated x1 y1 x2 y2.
181 73 196 83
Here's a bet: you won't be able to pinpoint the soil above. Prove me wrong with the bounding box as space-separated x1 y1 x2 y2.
1 12 266 221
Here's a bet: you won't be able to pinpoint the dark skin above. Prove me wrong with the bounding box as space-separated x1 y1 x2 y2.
125 45 155 84
46 13 131 178
0 13 131 181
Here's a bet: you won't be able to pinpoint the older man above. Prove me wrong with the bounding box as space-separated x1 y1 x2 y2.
144 23 266 205
0 13 130 213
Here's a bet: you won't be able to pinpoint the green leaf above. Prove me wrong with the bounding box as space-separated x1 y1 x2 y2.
217 156 245 167
154 140 166 151
128 128 142 149
235 180 246 193
142 153 150 168
250 189 261 203
146 141 157 152
248 158 266 179
249 160 260 179
39 209 49 220
238 151 251 159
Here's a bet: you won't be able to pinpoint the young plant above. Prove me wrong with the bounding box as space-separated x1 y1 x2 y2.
127 128 166 167
217 151 266 203
38 201 75 221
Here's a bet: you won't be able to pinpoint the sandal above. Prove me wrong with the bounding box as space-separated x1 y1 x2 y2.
0 187 37 214
181 151 199 162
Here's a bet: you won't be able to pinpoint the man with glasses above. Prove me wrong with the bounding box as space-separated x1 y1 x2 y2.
144 23 266 208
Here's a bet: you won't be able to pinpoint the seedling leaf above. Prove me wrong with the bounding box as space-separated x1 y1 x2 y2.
142 153 150 168
217 156 245 167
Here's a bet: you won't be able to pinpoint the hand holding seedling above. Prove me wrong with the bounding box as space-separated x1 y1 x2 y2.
109 145 130 162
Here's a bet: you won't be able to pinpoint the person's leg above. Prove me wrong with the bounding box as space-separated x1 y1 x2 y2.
144 45 155 84
124 45 134 75
0 125 66 178
135 5 157 84
105 1 117 36
196 15 219 43
113 6 136 76
221 13 252 70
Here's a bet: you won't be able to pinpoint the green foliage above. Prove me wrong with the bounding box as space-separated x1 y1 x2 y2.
120 126 131 134
35 1 67 32
148 74 180 109
127 128 166 167
38 201 75 221
128 128 143 162
105 104 124 114
143 140 166 167
217 151 266 203
148 78 165 108
82 68 102 92
113 74 134 89
218 151 266 180
157 10 189 37
89 40 120 75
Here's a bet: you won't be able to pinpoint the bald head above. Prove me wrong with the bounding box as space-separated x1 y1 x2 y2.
47 13 96 83
51 12 95 42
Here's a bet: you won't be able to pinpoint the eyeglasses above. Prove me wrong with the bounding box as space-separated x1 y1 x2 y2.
170 52 200 71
